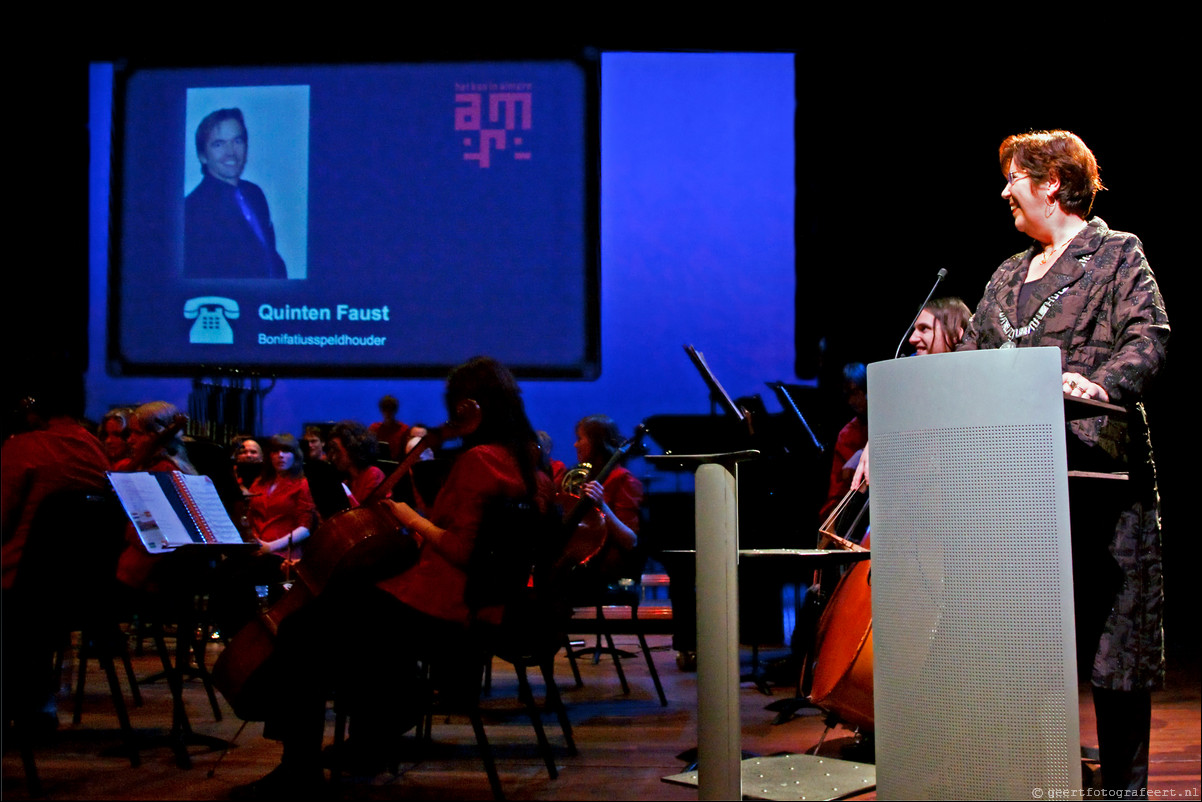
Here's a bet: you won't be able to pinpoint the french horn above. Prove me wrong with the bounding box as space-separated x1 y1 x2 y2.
560 462 593 496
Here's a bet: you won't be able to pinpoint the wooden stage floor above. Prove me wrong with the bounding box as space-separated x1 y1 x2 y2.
5 632 1199 800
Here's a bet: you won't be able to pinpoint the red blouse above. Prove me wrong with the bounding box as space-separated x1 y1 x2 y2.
346 465 386 507
377 444 528 626
601 465 643 533
247 473 317 558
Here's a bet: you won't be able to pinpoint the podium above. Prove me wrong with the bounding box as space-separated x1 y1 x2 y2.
867 347 1082 799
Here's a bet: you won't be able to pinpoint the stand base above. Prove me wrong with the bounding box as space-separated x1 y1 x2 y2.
662 753 875 801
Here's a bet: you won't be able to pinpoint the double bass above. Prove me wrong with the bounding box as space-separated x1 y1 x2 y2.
212 402 481 719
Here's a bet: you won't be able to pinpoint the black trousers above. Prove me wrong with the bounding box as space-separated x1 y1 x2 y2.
257 586 450 768
1093 686 1152 796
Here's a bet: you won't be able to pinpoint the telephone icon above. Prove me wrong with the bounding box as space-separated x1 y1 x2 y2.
184 296 240 345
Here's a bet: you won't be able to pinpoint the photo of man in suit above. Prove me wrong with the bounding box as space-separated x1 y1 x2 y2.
185 108 288 279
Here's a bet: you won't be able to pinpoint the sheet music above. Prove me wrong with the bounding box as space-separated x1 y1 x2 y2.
174 473 244 545
108 471 243 551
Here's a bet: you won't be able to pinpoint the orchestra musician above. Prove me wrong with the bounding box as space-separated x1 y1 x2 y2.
97 406 136 468
817 363 868 522
557 414 642 567
368 394 410 460
3 382 110 733
229 356 548 797
908 296 970 356
231 435 265 497
326 420 386 506
208 434 320 635
114 401 199 593
246 434 318 569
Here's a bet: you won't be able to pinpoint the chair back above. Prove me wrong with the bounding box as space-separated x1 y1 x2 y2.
463 495 583 661
464 497 543 615
13 487 129 629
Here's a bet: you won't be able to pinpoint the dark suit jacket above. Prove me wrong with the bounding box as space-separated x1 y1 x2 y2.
185 174 287 279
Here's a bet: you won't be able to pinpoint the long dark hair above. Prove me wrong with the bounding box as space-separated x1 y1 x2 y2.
258 433 305 483
923 296 971 353
445 356 539 495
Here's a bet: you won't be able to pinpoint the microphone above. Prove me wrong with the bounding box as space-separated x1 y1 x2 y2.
894 268 948 359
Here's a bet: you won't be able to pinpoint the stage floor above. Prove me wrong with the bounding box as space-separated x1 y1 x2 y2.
5 632 1198 800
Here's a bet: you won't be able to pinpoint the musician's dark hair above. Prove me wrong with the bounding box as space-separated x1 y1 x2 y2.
302 424 327 451
923 296 972 352
445 356 539 494
842 362 867 391
260 433 305 481
575 414 625 466
328 420 377 469
999 130 1104 217
131 401 197 475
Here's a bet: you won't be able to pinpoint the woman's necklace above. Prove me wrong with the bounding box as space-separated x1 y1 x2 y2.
1036 239 1067 268
1035 221 1088 268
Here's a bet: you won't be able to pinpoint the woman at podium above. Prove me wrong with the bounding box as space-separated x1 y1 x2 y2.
958 129 1170 794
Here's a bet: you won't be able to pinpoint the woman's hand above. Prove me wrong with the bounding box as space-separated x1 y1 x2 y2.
580 480 638 551
580 480 606 506
1062 372 1109 401
839 449 863 482
385 499 434 550
850 441 870 491
388 500 422 529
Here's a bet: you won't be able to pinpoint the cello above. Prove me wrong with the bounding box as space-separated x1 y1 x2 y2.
807 484 875 733
212 402 481 719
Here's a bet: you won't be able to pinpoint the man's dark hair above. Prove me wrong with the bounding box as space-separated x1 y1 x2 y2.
194 108 247 165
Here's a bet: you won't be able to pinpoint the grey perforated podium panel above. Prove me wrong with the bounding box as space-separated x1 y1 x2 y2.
867 348 1081 800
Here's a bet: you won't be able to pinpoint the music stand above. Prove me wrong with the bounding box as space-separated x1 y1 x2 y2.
685 345 746 422
108 471 252 767
767 381 824 455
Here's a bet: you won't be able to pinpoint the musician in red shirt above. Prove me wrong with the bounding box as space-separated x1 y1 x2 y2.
230 357 546 796
247 434 317 569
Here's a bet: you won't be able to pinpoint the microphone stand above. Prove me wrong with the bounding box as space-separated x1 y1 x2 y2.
894 268 948 359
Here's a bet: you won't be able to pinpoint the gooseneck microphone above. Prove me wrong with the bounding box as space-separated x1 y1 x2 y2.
894 268 948 359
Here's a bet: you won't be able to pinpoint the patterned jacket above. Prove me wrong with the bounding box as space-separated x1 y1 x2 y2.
959 217 1170 690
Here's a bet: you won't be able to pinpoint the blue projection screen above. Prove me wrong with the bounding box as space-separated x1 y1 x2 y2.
110 59 598 378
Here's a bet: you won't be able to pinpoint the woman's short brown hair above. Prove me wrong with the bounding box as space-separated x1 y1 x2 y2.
999 130 1105 217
